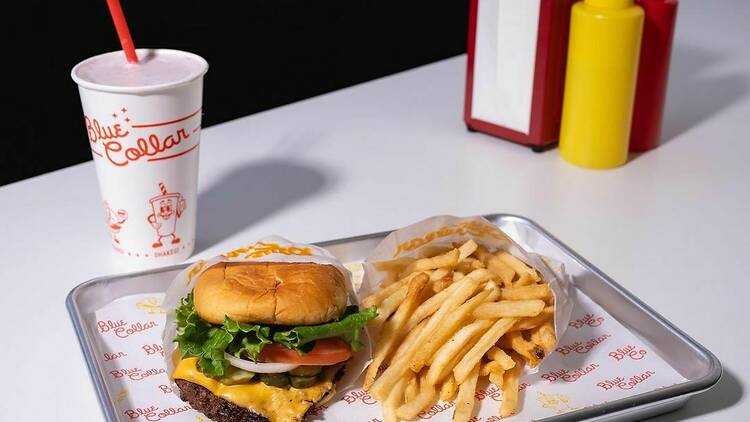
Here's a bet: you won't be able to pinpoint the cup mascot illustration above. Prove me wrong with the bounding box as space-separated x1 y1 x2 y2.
104 201 128 244
146 182 186 248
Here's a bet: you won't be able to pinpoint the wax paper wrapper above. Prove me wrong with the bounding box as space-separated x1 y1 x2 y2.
360 215 574 372
161 236 371 396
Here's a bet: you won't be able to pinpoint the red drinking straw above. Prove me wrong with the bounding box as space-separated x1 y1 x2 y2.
106 0 138 63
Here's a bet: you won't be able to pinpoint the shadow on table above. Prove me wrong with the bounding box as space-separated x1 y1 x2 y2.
644 367 743 421
194 159 331 253
661 43 749 144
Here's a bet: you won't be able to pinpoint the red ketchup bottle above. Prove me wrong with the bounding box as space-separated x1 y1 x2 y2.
630 0 678 151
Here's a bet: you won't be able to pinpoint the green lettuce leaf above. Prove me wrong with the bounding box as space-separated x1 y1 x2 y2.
174 293 272 377
225 317 272 362
174 292 378 377
273 305 378 352
174 292 212 358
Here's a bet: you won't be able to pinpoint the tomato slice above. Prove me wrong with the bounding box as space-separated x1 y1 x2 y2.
259 338 352 365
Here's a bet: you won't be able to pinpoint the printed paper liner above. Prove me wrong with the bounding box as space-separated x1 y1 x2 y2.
160 236 370 401
91 270 686 422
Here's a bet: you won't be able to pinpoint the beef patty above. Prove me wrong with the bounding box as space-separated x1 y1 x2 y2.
176 379 278 422
175 367 344 422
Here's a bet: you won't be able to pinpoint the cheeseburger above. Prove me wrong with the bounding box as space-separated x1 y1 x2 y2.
171 261 376 422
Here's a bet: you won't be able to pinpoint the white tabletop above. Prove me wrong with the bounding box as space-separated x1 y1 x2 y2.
1 1 748 420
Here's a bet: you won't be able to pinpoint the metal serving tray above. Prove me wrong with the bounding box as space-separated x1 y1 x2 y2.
67 214 721 422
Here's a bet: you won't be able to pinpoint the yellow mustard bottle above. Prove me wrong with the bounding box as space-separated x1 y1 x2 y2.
559 0 644 169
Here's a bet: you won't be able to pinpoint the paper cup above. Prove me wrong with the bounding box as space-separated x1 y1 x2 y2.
72 49 208 269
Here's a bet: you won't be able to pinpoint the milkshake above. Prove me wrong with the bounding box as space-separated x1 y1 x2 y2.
73 49 207 90
72 49 208 269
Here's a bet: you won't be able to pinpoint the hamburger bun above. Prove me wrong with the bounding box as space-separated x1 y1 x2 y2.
193 261 348 325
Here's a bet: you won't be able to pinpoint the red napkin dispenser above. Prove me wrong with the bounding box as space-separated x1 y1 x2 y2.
464 0 574 150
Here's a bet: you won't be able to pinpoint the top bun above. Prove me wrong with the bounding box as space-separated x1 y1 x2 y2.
193 261 348 325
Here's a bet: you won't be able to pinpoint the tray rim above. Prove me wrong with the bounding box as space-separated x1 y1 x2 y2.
66 213 722 422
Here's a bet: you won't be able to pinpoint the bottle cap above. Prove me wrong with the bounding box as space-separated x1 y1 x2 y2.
585 0 634 8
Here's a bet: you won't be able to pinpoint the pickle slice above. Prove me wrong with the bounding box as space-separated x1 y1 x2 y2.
219 367 255 385
259 373 290 388
289 366 322 377
289 375 318 389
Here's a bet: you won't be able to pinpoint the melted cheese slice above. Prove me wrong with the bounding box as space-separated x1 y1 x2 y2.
172 358 338 422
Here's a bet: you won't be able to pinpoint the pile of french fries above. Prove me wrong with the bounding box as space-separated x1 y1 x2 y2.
362 239 557 422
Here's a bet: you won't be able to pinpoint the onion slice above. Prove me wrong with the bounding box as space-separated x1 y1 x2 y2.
224 353 299 373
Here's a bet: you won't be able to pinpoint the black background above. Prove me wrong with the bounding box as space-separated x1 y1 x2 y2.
1 0 468 185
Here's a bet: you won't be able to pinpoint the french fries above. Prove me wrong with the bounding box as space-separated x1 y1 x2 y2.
371 284 410 327
529 320 557 354
409 286 493 372
454 317 517 383
483 252 515 287
404 374 419 402
452 363 479 422
364 273 429 389
383 377 409 422
500 354 524 417
439 375 457 401
489 370 504 388
486 346 516 370
429 268 450 282
426 320 491 385
457 239 478 262
362 276 407 309
396 376 436 420
497 251 540 284
505 331 546 367
403 276 470 331
499 284 551 300
431 276 453 293
480 360 502 376
472 299 546 319
511 306 554 331
399 249 460 278
374 257 416 273
391 319 427 363
364 239 557 421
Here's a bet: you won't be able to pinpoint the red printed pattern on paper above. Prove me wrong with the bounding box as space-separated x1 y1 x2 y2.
541 363 600 383
475 384 503 401
597 371 656 391
568 313 605 329
104 351 128 362
341 389 377 405
97 319 159 339
110 367 166 382
124 405 191 421
158 384 173 394
609 345 647 362
418 402 455 419
142 343 165 357
556 334 611 355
